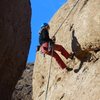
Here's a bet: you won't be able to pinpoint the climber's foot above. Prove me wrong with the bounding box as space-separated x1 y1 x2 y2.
74 69 79 73
66 67 73 71
69 52 75 59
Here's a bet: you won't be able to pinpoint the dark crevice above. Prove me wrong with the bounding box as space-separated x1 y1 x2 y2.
94 48 100 53
40 81 44 88
69 24 74 31
40 75 45 88
60 93 65 100
38 91 44 97
80 0 89 11
57 77 61 82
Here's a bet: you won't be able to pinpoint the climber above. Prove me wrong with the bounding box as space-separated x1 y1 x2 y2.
38 23 74 71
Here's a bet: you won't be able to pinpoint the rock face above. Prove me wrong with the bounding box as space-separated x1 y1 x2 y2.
33 0 100 100
0 0 31 100
12 63 33 100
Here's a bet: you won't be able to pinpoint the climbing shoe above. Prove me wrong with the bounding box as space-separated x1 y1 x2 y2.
69 52 75 59
66 67 73 71
74 69 79 73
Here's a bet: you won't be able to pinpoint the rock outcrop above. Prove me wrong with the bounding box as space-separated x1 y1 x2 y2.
0 0 31 99
33 0 100 100
12 63 33 100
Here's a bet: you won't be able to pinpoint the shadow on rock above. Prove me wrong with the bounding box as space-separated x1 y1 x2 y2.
71 29 92 73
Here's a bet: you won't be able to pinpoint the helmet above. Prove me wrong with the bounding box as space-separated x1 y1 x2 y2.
41 23 49 28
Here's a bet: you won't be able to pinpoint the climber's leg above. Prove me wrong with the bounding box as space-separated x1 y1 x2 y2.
40 42 73 71
53 44 70 59
46 51 67 69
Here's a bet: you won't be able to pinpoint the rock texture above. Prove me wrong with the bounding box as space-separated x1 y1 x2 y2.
0 0 31 100
33 0 100 100
12 63 33 100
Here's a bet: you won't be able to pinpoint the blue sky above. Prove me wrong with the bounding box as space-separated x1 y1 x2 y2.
27 0 67 63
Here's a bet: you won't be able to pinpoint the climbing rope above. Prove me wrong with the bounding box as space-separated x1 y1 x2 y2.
45 46 54 100
54 0 80 36
45 0 81 100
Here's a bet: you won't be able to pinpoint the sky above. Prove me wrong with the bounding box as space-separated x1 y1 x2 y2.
27 0 67 63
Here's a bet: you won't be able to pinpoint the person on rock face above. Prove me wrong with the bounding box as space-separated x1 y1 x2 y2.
38 23 73 71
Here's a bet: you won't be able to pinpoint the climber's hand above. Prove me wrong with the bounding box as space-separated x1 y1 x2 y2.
36 45 40 52
51 36 56 42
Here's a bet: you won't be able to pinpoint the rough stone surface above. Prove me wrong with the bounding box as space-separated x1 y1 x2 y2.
12 63 33 100
0 0 31 99
33 0 100 100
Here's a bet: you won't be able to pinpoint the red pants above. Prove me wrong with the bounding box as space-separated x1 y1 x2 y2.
40 42 70 69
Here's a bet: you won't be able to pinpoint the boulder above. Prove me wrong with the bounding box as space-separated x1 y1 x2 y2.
0 0 31 99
